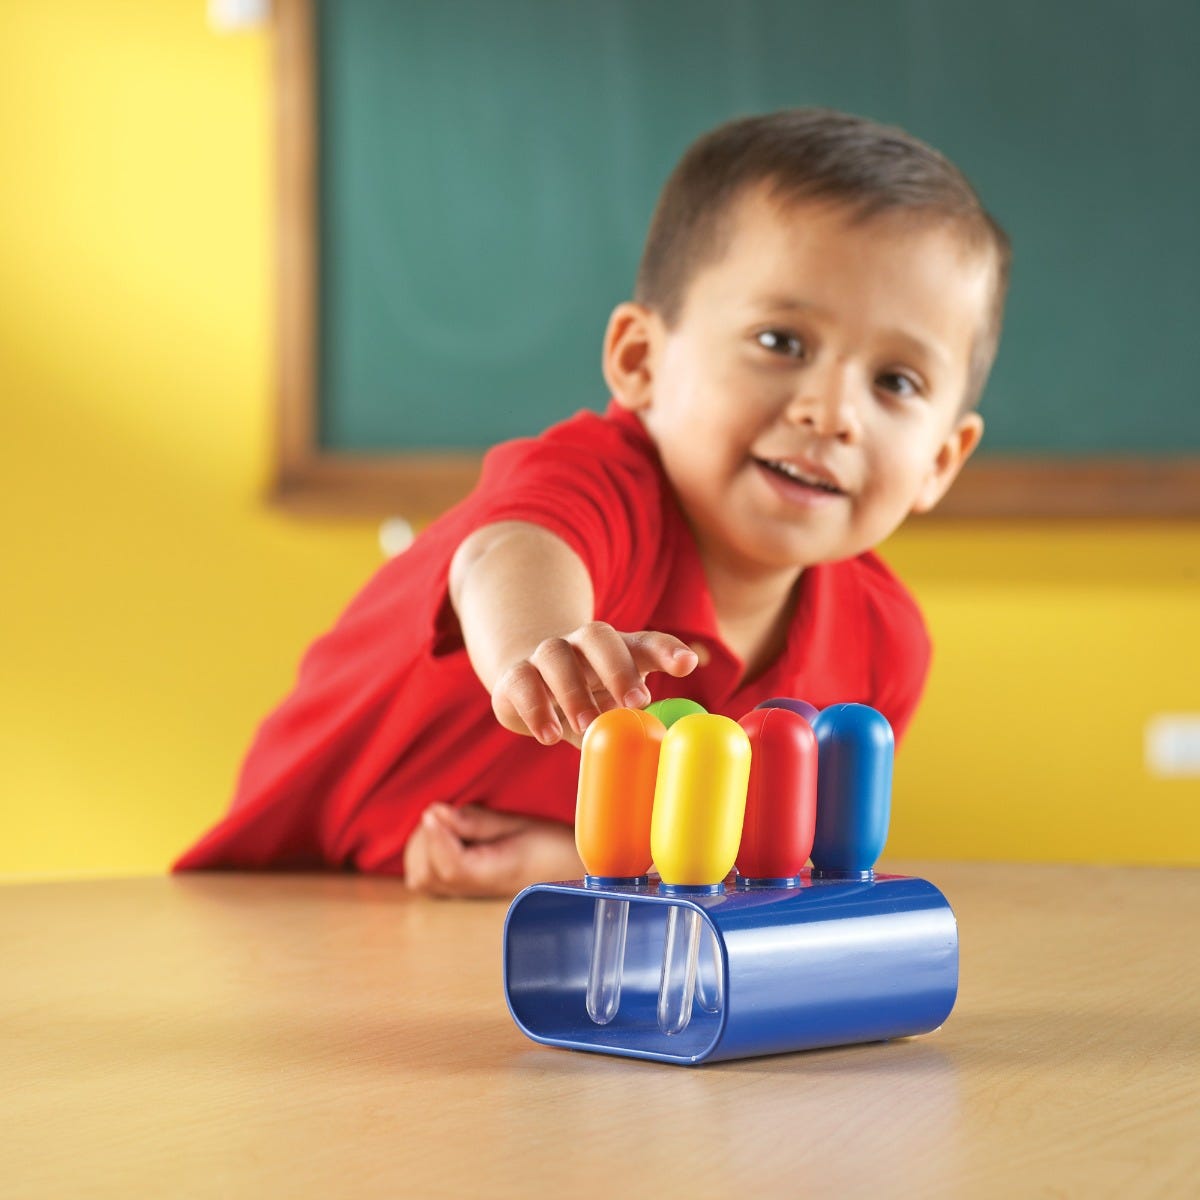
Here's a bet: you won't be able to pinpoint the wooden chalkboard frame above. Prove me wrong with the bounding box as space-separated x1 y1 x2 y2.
271 0 1200 519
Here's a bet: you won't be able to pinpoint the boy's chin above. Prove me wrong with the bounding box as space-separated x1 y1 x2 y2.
737 532 868 574
780 521 906 568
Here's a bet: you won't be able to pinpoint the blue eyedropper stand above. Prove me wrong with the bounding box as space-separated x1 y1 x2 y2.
504 702 959 1065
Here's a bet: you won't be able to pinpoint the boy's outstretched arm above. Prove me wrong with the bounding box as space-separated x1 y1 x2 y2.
448 520 698 747
401 520 697 899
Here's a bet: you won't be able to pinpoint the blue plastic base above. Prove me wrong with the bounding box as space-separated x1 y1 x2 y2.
503 871 958 1065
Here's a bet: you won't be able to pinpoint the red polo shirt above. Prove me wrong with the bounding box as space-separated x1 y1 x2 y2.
174 403 930 874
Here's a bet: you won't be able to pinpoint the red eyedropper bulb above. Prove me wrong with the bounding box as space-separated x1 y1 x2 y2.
736 706 818 884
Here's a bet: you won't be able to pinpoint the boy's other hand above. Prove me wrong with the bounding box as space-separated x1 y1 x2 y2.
490 624 698 748
403 803 584 899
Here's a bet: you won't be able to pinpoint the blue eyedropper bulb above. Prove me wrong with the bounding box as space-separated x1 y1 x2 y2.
810 703 894 881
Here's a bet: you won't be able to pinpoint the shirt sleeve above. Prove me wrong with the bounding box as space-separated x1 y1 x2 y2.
430 414 665 651
474 423 660 613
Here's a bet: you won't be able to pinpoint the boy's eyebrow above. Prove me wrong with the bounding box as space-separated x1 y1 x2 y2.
752 295 950 371
888 329 950 372
753 295 830 318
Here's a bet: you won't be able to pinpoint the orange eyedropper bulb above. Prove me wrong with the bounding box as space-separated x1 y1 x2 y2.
650 714 751 1035
576 707 664 877
575 708 665 1025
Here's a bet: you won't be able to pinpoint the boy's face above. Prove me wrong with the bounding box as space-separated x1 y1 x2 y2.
608 187 992 579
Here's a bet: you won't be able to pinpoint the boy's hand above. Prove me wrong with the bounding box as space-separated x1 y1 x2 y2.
403 803 584 899
450 523 698 746
490 624 698 748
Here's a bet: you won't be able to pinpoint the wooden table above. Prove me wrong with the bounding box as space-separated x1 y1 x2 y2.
2 863 1197 1198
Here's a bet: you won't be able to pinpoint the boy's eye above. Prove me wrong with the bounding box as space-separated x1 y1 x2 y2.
877 371 922 398
756 329 806 358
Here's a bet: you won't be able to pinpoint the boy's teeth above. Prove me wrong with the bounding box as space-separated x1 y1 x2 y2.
762 458 840 493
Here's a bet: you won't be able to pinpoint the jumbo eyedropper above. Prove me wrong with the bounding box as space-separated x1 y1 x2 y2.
669 705 820 1017
646 698 722 1012
645 697 706 727
650 713 751 1036
736 705 819 886
755 696 820 725
575 707 665 1025
809 703 894 880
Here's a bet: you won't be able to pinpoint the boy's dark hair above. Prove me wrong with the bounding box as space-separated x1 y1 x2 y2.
635 108 1012 411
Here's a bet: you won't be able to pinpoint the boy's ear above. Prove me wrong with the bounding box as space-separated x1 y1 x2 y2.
911 412 985 514
602 302 660 411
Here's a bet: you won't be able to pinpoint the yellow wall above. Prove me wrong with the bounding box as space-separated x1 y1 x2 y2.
2 2 1197 877
886 522 1200 864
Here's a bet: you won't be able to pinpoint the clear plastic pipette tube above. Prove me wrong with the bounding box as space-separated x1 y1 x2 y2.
658 903 703 1034
650 714 751 1036
586 894 630 1024
694 925 723 1014
575 709 664 1026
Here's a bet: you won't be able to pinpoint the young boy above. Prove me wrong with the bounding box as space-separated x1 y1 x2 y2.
176 108 1010 897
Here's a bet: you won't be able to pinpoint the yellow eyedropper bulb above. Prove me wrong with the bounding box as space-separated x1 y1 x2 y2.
650 714 751 1035
650 714 751 885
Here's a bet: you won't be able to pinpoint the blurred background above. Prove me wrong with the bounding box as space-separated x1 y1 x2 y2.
2 0 1198 878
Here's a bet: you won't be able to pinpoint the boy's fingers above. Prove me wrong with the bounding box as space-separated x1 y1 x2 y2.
403 832 431 891
407 816 584 898
492 661 564 745
404 813 449 893
422 809 470 888
442 804 531 843
528 636 605 736
456 841 515 894
626 631 699 679
491 627 697 745
431 834 516 898
405 809 529 898
567 623 651 714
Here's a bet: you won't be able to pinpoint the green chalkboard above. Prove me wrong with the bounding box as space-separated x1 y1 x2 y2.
315 0 1200 458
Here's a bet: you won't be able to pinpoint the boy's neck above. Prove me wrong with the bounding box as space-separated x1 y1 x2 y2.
698 551 805 684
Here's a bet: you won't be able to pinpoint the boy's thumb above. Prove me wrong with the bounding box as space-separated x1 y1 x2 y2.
667 645 699 675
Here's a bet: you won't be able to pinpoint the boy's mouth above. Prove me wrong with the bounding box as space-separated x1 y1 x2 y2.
754 456 846 496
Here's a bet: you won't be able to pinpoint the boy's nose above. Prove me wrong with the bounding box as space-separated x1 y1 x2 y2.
783 362 862 442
